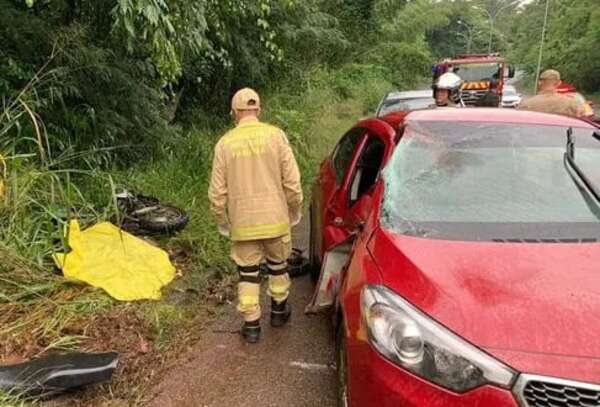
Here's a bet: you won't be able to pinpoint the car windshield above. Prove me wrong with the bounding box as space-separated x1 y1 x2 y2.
381 120 600 241
379 97 433 116
503 88 517 96
452 63 501 82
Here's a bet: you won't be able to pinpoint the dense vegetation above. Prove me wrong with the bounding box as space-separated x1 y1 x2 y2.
510 0 600 93
1 0 599 404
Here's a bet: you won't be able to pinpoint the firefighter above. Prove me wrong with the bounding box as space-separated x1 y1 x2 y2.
432 72 464 107
208 88 303 344
519 69 582 117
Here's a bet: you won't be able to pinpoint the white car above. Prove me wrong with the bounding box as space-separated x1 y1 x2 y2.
501 85 522 108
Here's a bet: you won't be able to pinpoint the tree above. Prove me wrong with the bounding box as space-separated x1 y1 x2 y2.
510 0 600 92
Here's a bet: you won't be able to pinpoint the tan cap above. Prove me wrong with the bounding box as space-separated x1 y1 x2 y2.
539 69 561 81
231 88 261 111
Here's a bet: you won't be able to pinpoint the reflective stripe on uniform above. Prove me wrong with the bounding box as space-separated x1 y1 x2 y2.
267 264 288 275
268 274 291 300
222 131 269 158
266 258 288 273
238 295 260 307
239 274 261 284
232 222 290 241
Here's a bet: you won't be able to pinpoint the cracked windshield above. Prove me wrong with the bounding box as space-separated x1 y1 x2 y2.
382 121 600 240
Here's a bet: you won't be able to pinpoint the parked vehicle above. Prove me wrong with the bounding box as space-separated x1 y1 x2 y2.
501 85 522 108
307 108 600 406
432 53 515 107
375 90 434 117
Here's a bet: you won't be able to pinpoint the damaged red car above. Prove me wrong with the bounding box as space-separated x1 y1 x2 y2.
307 108 600 406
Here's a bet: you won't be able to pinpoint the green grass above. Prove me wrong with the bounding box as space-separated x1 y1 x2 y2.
0 392 32 407
0 64 392 404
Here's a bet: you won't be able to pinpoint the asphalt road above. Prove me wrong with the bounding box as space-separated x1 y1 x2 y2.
147 221 337 407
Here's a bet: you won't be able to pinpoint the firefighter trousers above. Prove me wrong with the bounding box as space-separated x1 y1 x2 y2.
231 234 292 322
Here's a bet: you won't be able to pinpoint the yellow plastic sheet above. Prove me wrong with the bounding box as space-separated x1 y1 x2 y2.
53 220 176 301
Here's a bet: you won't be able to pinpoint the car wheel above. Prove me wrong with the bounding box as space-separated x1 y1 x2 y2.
308 205 322 282
337 322 350 407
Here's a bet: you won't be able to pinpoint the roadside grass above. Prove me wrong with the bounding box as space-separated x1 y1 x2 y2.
0 392 31 407
0 65 392 405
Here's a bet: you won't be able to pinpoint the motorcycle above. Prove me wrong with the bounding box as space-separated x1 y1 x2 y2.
115 189 189 235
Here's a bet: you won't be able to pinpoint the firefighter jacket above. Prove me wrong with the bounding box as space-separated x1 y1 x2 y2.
208 117 303 241
519 90 580 117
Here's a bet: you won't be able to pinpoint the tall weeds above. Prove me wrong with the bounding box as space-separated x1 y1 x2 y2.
0 59 117 363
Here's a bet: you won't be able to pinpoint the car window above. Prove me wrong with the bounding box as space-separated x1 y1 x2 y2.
349 136 386 205
332 128 365 184
381 120 600 241
452 63 502 81
379 97 433 116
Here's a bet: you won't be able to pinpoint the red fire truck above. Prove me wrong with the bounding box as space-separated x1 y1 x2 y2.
432 53 515 107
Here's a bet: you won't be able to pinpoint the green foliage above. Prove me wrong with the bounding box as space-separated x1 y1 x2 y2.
1 2 178 164
0 0 495 402
510 0 600 93
111 0 209 83
375 0 449 42
264 65 393 195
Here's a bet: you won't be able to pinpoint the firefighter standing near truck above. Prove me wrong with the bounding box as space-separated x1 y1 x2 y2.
208 88 303 344
519 69 582 117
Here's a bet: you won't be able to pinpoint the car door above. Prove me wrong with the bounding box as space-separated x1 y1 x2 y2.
311 127 366 260
337 119 396 234
307 119 396 312
319 121 395 252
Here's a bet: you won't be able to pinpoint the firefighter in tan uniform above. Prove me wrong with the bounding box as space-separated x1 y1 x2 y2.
519 69 582 117
208 88 303 343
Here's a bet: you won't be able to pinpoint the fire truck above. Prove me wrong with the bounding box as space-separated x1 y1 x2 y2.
432 53 515 107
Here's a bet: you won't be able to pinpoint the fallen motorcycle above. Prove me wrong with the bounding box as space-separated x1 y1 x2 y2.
115 189 189 235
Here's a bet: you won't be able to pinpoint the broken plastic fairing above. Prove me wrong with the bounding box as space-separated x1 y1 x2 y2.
0 352 119 398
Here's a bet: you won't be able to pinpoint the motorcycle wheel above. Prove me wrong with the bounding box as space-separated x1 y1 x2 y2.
138 205 189 233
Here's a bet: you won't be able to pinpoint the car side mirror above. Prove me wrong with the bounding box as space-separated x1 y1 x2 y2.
508 66 516 79
349 194 373 232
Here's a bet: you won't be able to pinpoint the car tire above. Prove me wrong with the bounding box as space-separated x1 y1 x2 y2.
337 321 350 407
308 205 322 283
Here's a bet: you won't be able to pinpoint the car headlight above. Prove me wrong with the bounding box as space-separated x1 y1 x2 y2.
361 285 516 392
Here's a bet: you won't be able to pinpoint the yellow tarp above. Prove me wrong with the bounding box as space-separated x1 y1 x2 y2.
53 220 176 301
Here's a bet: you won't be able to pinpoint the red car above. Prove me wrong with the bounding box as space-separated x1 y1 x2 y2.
307 108 600 406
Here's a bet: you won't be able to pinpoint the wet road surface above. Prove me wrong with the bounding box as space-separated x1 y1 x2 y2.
147 222 337 407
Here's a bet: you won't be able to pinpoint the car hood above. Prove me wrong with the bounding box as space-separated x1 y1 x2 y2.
371 229 600 360
502 96 520 102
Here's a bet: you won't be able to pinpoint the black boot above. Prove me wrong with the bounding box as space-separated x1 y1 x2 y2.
270 299 291 327
241 320 261 343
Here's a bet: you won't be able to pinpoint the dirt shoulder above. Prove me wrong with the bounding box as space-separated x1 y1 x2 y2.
145 220 337 407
